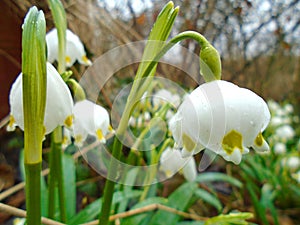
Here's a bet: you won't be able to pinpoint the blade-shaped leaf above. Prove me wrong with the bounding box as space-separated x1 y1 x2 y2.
122 197 168 225
196 172 242 188
62 153 76 221
204 212 253 225
148 182 198 225
68 190 142 224
194 189 222 212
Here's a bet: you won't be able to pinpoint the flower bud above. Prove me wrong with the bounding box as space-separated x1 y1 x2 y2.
200 43 222 82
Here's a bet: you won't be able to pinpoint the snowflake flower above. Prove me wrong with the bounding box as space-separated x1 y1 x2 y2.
8 62 73 135
46 28 92 67
73 100 114 146
169 80 270 164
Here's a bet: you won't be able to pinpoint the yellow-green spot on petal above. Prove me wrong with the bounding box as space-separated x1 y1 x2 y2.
108 125 114 132
82 55 89 63
66 56 71 64
165 169 173 178
96 129 104 141
7 115 16 131
62 136 68 145
64 115 73 128
255 132 263 147
222 130 243 155
75 135 83 145
182 133 196 152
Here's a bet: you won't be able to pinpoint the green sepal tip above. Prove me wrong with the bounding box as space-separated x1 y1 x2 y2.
22 6 47 164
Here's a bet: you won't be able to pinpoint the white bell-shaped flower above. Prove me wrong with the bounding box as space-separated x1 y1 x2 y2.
8 62 74 135
273 142 286 155
275 125 295 141
292 171 300 183
267 100 280 112
169 80 271 165
73 100 114 146
152 89 180 108
62 127 72 149
159 147 197 181
282 156 300 170
46 28 92 67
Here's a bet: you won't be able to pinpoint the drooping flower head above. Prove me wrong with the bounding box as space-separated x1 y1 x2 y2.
46 28 92 67
275 124 295 141
73 99 114 146
159 147 197 181
152 89 181 109
8 62 74 135
169 80 271 164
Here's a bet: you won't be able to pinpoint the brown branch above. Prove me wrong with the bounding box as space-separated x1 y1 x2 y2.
0 138 111 201
82 203 207 225
0 202 207 225
0 203 65 225
0 115 10 130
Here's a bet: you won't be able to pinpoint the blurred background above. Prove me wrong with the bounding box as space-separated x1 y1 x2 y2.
1 0 300 118
0 0 300 224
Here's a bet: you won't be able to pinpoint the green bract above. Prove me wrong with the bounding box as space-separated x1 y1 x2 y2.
200 42 222 81
48 0 67 73
22 6 46 164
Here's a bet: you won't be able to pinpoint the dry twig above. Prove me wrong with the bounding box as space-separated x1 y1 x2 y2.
82 203 207 225
0 203 65 225
0 202 207 225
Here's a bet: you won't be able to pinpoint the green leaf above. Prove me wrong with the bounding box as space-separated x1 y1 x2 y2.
204 212 253 225
177 222 205 225
194 189 222 212
260 185 279 225
68 190 142 224
240 163 257 181
40 172 49 217
290 184 300 197
148 182 198 225
246 183 269 225
147 1 176 41
117 168 140 213
62 153 76 221
196 172 243 188
22 6 46 164
122 197 168 225
48 0 67 73
128 1 179 107
139 2 178 75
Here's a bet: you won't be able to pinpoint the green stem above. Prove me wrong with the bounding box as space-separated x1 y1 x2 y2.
139 146 157 201
48 126 66 222
117 31 210 137
25 162 42 225
47 151 56 219
140 138 173 201
99 30 212 225
99 137 123 225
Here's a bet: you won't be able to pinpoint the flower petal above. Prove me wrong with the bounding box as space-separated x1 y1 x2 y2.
8 63 74 135
169 80 271 164
46 28 92 67
73 100 112 144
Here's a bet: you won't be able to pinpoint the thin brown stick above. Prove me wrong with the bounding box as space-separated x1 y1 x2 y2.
82 203 207 225
0 183 25 201
0 137 110 201
0 203 65 225
0 115 10 130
